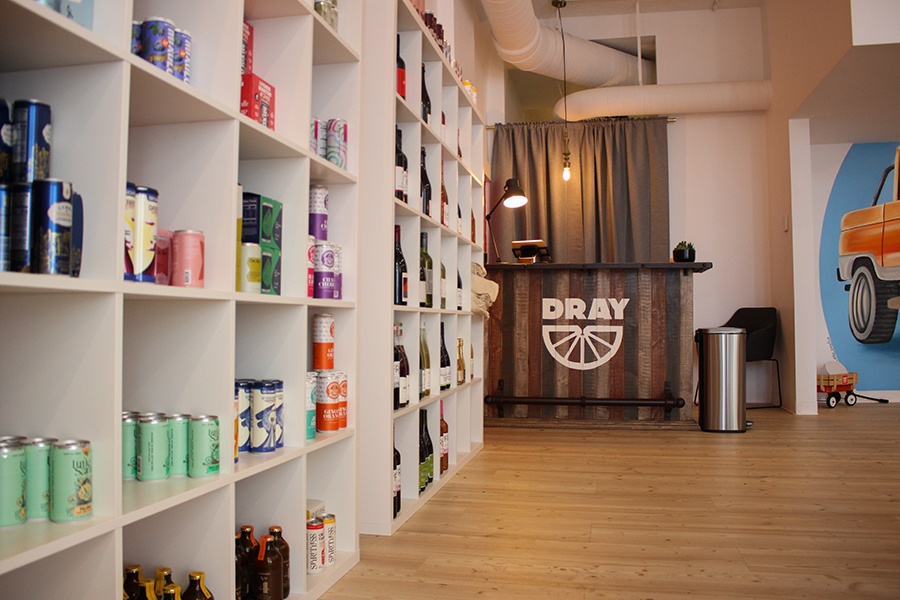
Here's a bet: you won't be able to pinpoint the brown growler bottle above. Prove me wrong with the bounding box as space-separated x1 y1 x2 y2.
238 524 259 597
155 568 175 599
124 565 142 600
161 584 182 600
269 526 290 598
138 579 158 600
182 571 214 600
252 535 283 600
234 533 247 600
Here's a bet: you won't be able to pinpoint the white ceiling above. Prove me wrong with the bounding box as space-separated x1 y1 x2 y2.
530 0 764 20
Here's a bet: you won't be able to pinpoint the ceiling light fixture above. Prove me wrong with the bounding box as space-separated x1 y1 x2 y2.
553 0 571 182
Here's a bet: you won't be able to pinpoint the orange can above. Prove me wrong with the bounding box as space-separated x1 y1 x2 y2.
312 313 334 370
335 370 348 429
315 371 341 433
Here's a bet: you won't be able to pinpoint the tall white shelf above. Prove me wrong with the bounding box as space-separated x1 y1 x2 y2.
0 1 361 598
358 0 486 536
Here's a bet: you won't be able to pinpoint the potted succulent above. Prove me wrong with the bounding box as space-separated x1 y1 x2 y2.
672 241 696 263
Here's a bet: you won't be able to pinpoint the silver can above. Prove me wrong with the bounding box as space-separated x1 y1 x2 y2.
24 437 57 519
236 380 252 452
308 185 328 241
306 517 325 574
250 381 277 453
332 244 343 300
188 415 219 478
168 413 191 477
49 439 92 523
122 413 138 480
325 118 348 169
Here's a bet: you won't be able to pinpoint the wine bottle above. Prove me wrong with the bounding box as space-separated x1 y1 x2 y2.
456 337 466 385
423 410 434 485
457 204 462 235
456 269 463 311
471 208 476 242
439 261 446 309
394 225 408 306
396 35 406 99
268 526 290 598
421 63 431 124
418 410 427 495
420 147 431 216
419 321 431 399
393 425 401 517
440 163 448 227
395 128 408 202
182 572 214 600
393 321 410 409
419 232 433 308
252 535 283 600
441 111 446 141
439 400 449 474
439 322 451 391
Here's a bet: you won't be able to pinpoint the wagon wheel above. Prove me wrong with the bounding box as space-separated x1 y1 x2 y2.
826 393 839 409
844 392 858 406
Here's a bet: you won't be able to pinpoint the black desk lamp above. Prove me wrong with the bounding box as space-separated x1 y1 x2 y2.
485 178 528 263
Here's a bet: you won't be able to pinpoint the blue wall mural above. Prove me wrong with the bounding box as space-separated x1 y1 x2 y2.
819 142 900 390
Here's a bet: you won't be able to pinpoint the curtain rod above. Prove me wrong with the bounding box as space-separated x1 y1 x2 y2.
486 117 677 130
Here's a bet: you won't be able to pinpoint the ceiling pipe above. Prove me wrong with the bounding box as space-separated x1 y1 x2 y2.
554 80 773 120
479 0 655 87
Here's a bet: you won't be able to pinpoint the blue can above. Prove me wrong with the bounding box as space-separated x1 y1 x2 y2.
173 29 192 83
31 179 73 275
236 380 251 453
250 380 277 453
10 183 33 272
0 99 11 183
11 100 51 184
140 17 175 74
264 379 285 448
0 184 8 271
131 21 142 55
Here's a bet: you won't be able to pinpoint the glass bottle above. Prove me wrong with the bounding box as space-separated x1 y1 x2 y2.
439 261 446 309
252 535 284 600
456 269 463 311
393 424 401 518
393 322 410 409
439 400 449 474
269 526 290 598
423 409 434 485
419 320 431 398
471 208 476 242
440 162 449 227
441 111 446 141
396 34 406 99
418 410 427 495
138 579 157 600
124 565 142 600
154 568 174 600
182 572 214 600
395 128 408 203
394 225 408 306
457 337 466 385
235 533 247 600
160 584 181 600
419 232 433 308
439 322 451 391
457 204 462 235
420 147 431 216
421 63 431 124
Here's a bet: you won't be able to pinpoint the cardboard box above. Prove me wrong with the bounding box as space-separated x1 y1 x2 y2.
241 193 283 250
260 243 281 296
240 74 275 130
242 21 254 74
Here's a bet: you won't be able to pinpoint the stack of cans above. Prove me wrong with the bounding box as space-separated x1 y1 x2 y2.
313 370 348 434
131 17 192 84
0 435 92 526
239 192 282 296
235 378 286 456
306 504 337 574
121 411 219 482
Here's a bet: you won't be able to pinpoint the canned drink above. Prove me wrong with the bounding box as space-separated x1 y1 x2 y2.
131 21 143 55
317 119 328 158
11 100 51 184
313 241 335 299
23 437 56 519
124 182 136 280
250 381 277 452
306 517 325 574
312 313 335 370
326 118 348 169
236 380 251 452
336 371 348 429
238 242 261 293
264 379 285 449
0 184 9 270
122 413 138 480
153 228 173 285
315 371 341 433
49 439 92 522
137 416 169 482
140 17 176 74
0 436 25 444
10 183 32 272
307 235 315 297
305 372 317 441
172 229 204 288
31 179 73 275
168 414 191 477
0 99 11 183
309 117 320 154
188 415 219 478
173 29 192 83
131 186 159 283
322 513 337 567
0 441 26 527
333 244 342 300
308 185 328 241
69 191 83 278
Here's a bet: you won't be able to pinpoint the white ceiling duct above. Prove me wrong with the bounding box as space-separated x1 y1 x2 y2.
554 80 773 119
480 0 655 87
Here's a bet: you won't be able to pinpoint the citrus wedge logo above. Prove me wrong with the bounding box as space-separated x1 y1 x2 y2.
542 298 630 370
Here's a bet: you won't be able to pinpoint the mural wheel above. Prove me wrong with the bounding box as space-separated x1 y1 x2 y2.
542 325 623 371
848 262 898 344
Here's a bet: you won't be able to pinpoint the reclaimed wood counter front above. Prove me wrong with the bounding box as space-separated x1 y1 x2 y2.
485 262 712 425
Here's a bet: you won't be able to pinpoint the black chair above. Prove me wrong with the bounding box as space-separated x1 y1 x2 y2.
723 307 783 409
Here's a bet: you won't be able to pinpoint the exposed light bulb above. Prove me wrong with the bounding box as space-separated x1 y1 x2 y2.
562 166 571 181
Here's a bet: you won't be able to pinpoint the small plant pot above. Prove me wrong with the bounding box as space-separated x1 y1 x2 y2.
673 248 695 263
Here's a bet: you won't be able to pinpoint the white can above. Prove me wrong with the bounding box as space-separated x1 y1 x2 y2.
332 244 342 300
238 242 261 293
322 513 337 567
306 517 325 573
313 241 336 299
308 185 328 241
312 313 335 370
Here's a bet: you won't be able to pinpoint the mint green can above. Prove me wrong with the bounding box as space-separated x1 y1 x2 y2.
188 415 219 478
122 413 138 480
137 416 169 481
168 414 191 477
24 437 56 519
49 439 92 523
0 441 26 527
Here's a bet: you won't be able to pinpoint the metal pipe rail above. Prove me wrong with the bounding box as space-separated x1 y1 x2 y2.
485 386 685 418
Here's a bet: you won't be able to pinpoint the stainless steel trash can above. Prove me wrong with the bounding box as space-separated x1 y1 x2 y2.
696 327 747 433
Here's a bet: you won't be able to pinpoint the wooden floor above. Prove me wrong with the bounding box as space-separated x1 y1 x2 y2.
323 404 900 599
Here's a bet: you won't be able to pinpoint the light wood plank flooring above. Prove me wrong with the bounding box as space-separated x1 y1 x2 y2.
324 404 900 599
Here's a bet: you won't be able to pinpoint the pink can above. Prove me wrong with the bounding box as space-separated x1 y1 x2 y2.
171 229 205 288
153 228 173 285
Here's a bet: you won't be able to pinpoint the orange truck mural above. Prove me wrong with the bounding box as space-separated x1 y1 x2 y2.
837 146 900 343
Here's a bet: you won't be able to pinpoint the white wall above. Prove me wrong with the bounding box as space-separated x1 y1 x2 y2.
851 0 900 45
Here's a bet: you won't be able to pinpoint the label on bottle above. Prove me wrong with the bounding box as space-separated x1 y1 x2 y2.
440 277 446 307
457 287 463 310
440 366 450 388
421 368 429 396
425 269 433 299
394 166 406 198
401 273 409 303
393 360 400 390
458 364 465 385
399 375 409 405
397 68 406 98
393 464 401 493
419 277 426 302
440 433 448 457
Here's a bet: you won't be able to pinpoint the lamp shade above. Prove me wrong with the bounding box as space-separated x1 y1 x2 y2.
500 178 528 208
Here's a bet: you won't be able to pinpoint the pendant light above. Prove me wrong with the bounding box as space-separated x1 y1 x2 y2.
553 0 571 182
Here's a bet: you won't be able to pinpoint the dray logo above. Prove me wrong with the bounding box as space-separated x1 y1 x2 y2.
542 297 630 370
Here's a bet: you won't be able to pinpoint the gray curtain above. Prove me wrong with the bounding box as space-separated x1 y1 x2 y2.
489 117 669 264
